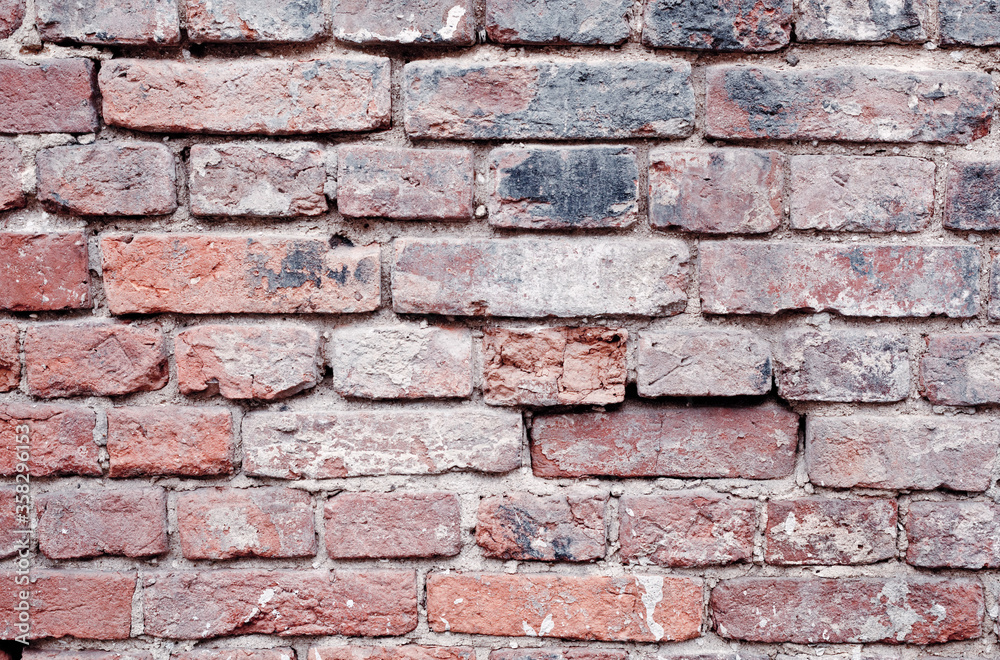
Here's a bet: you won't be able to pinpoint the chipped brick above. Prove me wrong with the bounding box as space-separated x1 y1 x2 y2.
765 498 898 565
476 491 606 561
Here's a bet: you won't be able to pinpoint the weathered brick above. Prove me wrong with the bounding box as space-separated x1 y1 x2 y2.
921 334 1000 405
177 487 316 559
324 492 461 559
0 571 134 640
0 232 90 312
907 501 1000 568
25 323 168 398
102 234 380 315
310 648 472 660
940 0 1000 45
486 0 629 44
476 490 606 561
0 485 24 560
334 0 474 44
174 651 293 660
649 148 784 234
700 243 979 317
393 238 689 317
532 406 798 479
765 498 898 565
488 145 638 230
491 651 626 660
176 324 322 400
0 404 99 477
806 416 998 491
338 146 474 220
796 0 927 42
0 0 24 38
944 161 1000 230
330 324 472 400
187 0 324 42
706 66 994 144
36 487 168 559
0 59 98 133
189 142 329 217
36 0 179 44
639 654 766 660
711 577 983 643
642 0 790 50
405 61 694 140
100 58 390 134
0 322 18 392
107 406 234 478
637 329 771 397
0 139 25 211
25 652 152 660
482 327 626 406
428 573 702 641
774 329 910 402
243 410 521 479
790 155 935 232
620 493 755 567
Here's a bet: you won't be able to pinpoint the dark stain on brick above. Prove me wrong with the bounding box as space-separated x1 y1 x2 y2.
945 162 1000 230
644 0 791 51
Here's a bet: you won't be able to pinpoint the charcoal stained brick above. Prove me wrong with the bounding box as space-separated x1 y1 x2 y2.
944 161 1000 230
642 0 791 51
107 406 234 478
700 243 979 318
637 329 772 397
324 492 461 559
36 0 180 44
309 648 474 660
0 232 90 312
906 501 1000 568
334 0 475 45
0 139 25 211
706 66 994 144
0 322 18 392
187 0 325 42
764 498 898 565
795 0 927 42
0 404 100 477
921 334 1000 405
940 0 1000 45
0 59 99 134
174 651 294 660
404 60 694 140
486 0 629 45
0 0 24 38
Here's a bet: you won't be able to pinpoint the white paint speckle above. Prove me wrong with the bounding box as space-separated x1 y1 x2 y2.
635 575 665 641
438 6 466 39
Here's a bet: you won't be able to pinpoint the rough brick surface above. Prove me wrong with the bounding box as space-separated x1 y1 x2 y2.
143 570 417 639
532 406 798 479
0 232 90 312
637 329 771 397
649 148 784 234
100 58 390 134
620 493 756 567
36 0 179 44
940 0 1000 45
944 161 1000 230
338 146 474 220
0 139 25 211
806 416 999 491
24 323 169 398
107 406 234 478
486 0 629 45
187 0 325 42
102 234 380 314
36 488 168 559
428 574 702 641
790 155 936 232
324 492 461 559
405 61 694 140
906 501 1000 568
920 333 1000 405
700 243 979 317
0 0 24 38
175 651 293 660
765 498 898 565
476 491 606 561
706 66 994 144
26 651 152 660
491 652 626 660
0 485 23 560
0 404 99 477
334 0 474 44
0 322 18 392
0 59 99 133
482 327 626 406
795 0 927 42
310 648 472 660
243 410 521 479
176 324 322 400
642 0 791 50
393 238 689 317
177 487 316 559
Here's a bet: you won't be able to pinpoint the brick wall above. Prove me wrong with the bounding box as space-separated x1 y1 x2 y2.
0 1 998 660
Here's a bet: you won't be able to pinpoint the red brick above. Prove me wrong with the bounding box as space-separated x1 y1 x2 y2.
0 404 99 477
706 66 993 144
338 146 474 220
532 406 798 479
636 655 766 660
0 322 18 392
36 143 177 216
177 487 316 559
0 59 98 133
0 485 25 560
649 148 784 234
36 0 179 44
620 493 755 567
428 573 702 642
806 416 998 491
100 58 390 134
25 323 168 398
476 491 606 561
334 0 473 44
791 155 935 232
37 487 168 559
906 501 1000 568
0 570 134 640
173 651 293 660
486 0 629 44
310 648 472 660
243 410 521 479
637 329 771 397
0 139 25 211
101 234 380 315
491 651 626 660
143 570 417 639
187 0 324 42
330 324 471 399
393 238 689 317
921 333 1000 405
940 0 1000 45
0 0 24 38
189 142 330 217
796 0 927 42
324 491 461 558
944 161 1000 230
176 324 322 400
482 327 627 406
25 652 152 660
0 232 90 312
711 577 983 643
700 243 979 317
643 0 790 50
107 406 234 478
765 498 897 565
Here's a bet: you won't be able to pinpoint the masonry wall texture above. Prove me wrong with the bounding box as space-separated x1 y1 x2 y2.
0 2 999 660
